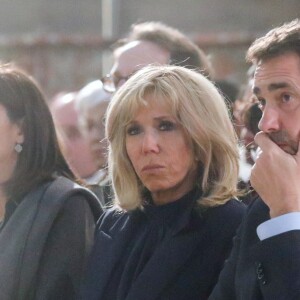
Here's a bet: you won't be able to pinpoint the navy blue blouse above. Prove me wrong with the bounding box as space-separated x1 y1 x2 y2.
102 188 200 300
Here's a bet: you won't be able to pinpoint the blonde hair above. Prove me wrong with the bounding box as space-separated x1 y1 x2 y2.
106 65 239 211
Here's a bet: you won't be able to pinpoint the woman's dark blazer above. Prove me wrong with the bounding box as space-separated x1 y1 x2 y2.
80 198 246 300
209 197 300 300
0 176 103 300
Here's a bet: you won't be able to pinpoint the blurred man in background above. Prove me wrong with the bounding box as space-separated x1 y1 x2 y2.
50 92 99 180
102 21 213 93
76 80 111 205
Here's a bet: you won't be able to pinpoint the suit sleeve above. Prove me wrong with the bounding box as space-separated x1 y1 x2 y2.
256 230 300 300
32 194 96 300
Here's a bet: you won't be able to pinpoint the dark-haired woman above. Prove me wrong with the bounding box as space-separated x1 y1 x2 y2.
0 65 102 300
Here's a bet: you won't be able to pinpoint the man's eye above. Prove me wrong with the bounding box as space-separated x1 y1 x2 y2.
159 121 176 131
282 94 292 103
126 125 141 136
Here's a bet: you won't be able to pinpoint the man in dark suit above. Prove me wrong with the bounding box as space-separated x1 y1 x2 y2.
209 18 300 300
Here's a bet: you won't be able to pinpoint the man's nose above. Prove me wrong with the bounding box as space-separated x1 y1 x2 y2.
142 131 160 154
258 106 280 133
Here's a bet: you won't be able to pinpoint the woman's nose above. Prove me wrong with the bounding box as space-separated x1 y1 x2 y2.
141 131 160 154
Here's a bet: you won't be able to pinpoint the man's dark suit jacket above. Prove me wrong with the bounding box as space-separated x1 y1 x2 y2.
80 199 245 300
209 198 300 300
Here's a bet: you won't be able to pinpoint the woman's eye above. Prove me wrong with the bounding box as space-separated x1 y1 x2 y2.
159 120 175 131
126 125 141 136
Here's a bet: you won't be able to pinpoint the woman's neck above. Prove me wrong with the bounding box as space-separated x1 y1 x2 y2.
151 185 195 206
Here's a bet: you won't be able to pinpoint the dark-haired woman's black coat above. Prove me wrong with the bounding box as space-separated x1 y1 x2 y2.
80 197 245 300
0 176 103 300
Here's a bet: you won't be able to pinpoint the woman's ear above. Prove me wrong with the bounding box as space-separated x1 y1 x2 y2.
15 119 25 144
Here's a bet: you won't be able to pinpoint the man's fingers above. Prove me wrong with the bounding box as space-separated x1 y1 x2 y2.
296 140 300 160
254 132 273 151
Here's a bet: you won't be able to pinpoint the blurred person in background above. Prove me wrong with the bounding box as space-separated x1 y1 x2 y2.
214 79 255 195
0 64 102 299
238 102 262 205
76 80 112 206
215 66 260 196
102 21 213 93
228 65 256 139
80 65 245 300
50 92 99 180
240 102 262 165
234 83 256 185
214 79 240 134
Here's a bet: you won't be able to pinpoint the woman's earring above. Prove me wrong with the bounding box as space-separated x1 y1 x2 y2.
15 143 23 153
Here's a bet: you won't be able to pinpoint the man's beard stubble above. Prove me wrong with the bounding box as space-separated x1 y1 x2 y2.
268 130 299 155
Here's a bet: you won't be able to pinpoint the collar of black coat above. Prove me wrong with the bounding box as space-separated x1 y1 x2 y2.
132 187 204 237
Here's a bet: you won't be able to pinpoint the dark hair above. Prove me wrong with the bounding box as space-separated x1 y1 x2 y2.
242 103 262 135
0 64 76 202
114 21 213 78
214 80 239 119
247 19 300 63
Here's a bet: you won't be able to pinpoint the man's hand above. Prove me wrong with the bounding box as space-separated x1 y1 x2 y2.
250 132 300 218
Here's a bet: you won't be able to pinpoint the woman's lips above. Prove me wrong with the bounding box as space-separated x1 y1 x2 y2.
141 164 164 172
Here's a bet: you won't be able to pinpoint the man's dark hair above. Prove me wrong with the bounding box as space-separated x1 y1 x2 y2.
214 80 239 120
247 18 300 63
242 103 262 135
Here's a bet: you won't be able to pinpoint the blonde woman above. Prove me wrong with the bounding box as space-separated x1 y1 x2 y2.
81 65 245 300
